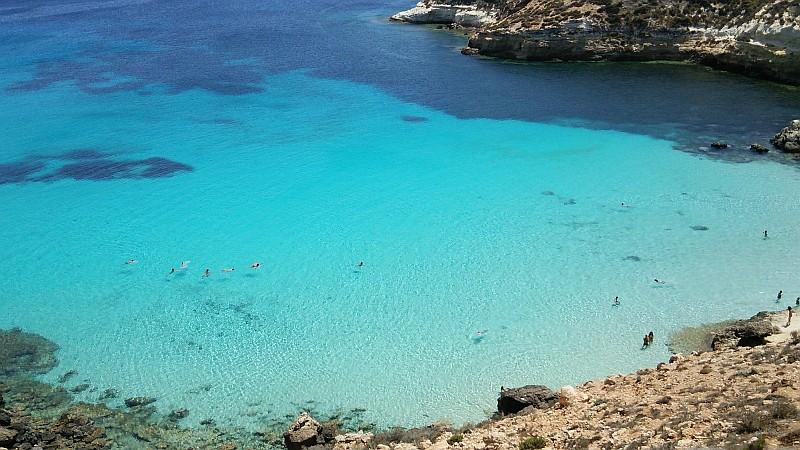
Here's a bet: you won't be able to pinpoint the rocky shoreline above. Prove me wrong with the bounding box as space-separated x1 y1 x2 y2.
2 307 798 449
391 0 800 85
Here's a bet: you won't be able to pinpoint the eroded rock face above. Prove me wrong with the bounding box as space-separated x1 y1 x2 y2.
0 328 59 378
448 0 800 84
771 120 800 152
497 385 556 415
284 412 325 450
709 312 778 350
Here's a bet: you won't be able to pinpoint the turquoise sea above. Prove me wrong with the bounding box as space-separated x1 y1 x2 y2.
1 0 800 431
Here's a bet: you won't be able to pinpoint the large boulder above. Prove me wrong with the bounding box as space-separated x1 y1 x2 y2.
284 412 324 450
497 385 556 415
771 120 800 153
709 312 778 350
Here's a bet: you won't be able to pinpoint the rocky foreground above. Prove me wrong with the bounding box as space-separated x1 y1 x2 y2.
2 309 799 449
391 0 800 85
291 310 799 450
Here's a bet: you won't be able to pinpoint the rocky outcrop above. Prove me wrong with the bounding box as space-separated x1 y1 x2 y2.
497 385 557 415
0 406 112 450
371 337 800 449
391 1 497 27
771 119 800 152
709 311 779 350
396 0 800 84
284 412 326 450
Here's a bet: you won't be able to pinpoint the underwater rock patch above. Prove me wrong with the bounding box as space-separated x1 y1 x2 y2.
691 225 710 231
0 328 59 378
401 115 428 123
623 255 642 262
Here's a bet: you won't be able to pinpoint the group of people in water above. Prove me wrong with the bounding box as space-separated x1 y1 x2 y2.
641 331 655 349
126 259 263 276
125 259 365 278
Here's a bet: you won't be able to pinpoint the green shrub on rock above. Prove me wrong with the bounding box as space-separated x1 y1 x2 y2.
519 435 547 450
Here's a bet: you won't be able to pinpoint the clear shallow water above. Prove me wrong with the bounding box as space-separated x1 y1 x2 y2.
1 0 800 431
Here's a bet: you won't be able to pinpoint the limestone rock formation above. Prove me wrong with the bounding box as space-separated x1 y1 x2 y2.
709 311 778 350
391 1 496 26
771 119 800 152
497 385 557 415
394 0 800 84
284 412 325 450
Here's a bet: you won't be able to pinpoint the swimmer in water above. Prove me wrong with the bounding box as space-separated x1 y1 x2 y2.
203 268 210 277
778 290 783 301
613 296 620 306
764 230 768 238
125 259 138 265
250 262 261 269
654 279 666 284
180 261 191 269
169 268 175 275
222 268 235 273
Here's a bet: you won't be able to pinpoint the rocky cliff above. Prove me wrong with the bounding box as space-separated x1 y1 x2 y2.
393 0 800 84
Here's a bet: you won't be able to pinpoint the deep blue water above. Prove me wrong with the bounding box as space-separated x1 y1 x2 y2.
1 0 800 431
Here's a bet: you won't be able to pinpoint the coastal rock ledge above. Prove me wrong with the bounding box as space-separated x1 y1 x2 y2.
391 1 496 27
394 0 800 84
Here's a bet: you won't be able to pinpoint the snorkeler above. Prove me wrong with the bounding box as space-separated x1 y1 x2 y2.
125 259 138 265
654 279 666 284
250 262 261 269
222 268 235 273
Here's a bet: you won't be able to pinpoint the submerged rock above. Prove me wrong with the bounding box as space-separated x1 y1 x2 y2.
58 369 78 383
771 120 800 153
497 385 556 415
0 328 59 377
284 412 325 450
750 143 769 153
124 396 156 408
710 141 728 149
168 408 190 421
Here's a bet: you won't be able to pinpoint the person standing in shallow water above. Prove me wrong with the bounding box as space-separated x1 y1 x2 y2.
788 307 794 327
648 331 654 345
764 230 768 239
642 335 649 349
777 290 783 301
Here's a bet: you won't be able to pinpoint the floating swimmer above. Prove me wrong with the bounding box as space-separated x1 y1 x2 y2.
357 261 365 268
203 268 210 277
125 259 138 265
222 268 235 273
654 279 666 284
180 261 191 269
169 268 175 275
250 262 261 269
613 296 620 306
